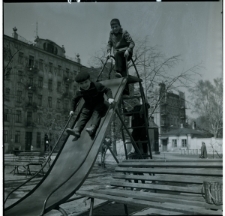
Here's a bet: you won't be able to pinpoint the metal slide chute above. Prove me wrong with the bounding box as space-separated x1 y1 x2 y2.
5 78 126 216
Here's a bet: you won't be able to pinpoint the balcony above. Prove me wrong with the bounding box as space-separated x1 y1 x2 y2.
26 84 37 93
26 65 39 73
25 102 38 111
161 111 168 116
160 102 168 106
63 77 73 84
62 90 73 99
26 121 36 128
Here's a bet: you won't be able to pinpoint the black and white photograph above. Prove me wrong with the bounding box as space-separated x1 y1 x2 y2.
3 1 223 215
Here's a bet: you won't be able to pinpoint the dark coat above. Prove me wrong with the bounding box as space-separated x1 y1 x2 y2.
72 81 113 111
107 28 135 55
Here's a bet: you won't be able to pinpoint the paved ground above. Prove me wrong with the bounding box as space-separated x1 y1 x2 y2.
3 151 221 216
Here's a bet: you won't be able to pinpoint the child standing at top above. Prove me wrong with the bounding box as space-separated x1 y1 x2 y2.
107 19 135 95
66 71 114 141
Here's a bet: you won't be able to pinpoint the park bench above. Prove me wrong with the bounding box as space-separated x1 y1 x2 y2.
77 159 223 215
4 152 51 177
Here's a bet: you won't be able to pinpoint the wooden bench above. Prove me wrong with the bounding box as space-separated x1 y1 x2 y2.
77 159 223 215
4 152 51 177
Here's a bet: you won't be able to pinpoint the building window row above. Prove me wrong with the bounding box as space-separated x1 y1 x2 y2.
4 129 43 148
18 53 78 78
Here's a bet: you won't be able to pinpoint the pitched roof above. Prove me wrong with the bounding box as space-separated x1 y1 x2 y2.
162 127 213 138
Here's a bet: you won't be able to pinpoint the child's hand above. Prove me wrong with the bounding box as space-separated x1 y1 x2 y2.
108 98 114 104
69 111 74 116
124 50 129 58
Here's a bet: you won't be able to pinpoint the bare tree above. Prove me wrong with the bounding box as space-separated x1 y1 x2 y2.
89 37 201 119
188 78 223 138
4 40 25 77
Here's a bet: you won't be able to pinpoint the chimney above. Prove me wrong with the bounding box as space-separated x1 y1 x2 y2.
76 54 81 64
12 27 18 39
192 121 196 130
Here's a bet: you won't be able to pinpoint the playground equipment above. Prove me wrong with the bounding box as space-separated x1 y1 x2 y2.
4 56 151 216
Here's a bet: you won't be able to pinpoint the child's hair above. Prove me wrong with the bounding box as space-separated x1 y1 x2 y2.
110 18 121 26
75 71 90 83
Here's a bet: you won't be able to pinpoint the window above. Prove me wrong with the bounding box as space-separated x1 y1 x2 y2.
38 77 43 88
172 139 177 147
48 97 52 108
56 98 61 109
16 91 22 103
15 131 21 143
5 88 10 101
58 65 62 76
18 52 23 64
37 113 42 124
5 70 10 80
4 131 8 143
28 77 33 85
48 80 52 91
38 95 42 106
57 82 61 92
29 55 34 68
39 59 44 70
15 110 22 123
65 83 69 92
27 111 32 122
182 139 187 147
28 93 33 103
37 132 41 148
4 109 9 122
18 70 23 77
49 62 53 73
66 68 69 77
64 99 69 109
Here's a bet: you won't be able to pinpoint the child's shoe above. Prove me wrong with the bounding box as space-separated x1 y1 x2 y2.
66 128 80 141
115 72 122 78
86 125 96 137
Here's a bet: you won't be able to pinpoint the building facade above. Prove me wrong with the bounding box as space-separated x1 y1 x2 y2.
4 28 83 153
153 83 187 151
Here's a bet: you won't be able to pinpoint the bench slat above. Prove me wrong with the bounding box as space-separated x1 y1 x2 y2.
132 207 183 215
123 159 223 163
113 173 222 184
115 167 222 176
118 161 223 168
90 188 223 210
110 180 202 194
76 190 222 215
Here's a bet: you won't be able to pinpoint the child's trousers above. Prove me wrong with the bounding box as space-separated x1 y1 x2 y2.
114 50 132 76
75 103 108 133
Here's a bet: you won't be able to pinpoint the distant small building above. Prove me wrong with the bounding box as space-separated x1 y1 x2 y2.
160 122 214 152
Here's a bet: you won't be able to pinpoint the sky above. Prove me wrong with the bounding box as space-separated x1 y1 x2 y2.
3 1 223 117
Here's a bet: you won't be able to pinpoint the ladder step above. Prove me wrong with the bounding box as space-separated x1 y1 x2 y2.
127 75 142 84
122 95 142 100
126 126 146 129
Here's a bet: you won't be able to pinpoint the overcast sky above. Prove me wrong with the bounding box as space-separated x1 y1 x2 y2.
3 2 223 117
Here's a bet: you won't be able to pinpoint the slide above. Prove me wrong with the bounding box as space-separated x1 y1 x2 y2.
5 78 127 216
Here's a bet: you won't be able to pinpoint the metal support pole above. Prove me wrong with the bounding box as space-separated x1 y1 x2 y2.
124 204 129 216
89 198 95 216
115 109 143 158
107 145 119 164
